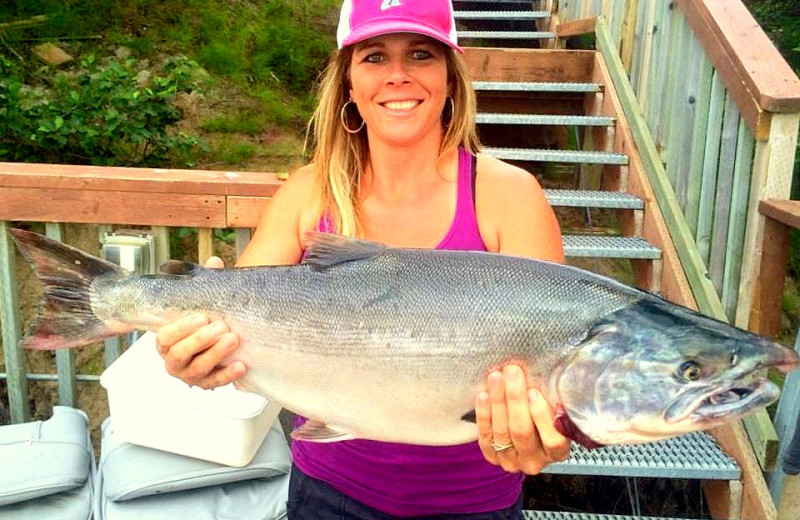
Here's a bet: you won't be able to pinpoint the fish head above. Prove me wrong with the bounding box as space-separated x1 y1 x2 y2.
555 298 799 446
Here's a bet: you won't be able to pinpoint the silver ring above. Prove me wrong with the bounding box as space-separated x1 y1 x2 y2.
490 441 514 453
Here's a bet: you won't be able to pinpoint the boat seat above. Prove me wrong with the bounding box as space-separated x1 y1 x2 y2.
0 406 95 520
93 416 291 520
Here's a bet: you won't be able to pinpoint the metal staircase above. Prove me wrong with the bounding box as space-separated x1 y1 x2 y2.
456 2 741 518
455 0 556 46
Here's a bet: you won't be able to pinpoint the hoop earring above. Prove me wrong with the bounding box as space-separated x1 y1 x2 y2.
340 100 365 134
441 96 455 127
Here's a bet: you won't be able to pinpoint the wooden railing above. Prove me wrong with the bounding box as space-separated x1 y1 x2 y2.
0 164 283 425
556 0 800 325
551 1 800 518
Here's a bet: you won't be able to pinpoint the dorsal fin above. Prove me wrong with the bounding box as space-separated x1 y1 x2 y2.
158 260 204 276
302 232 386 270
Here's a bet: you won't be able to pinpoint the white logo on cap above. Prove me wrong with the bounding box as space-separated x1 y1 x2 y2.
381 0 402 10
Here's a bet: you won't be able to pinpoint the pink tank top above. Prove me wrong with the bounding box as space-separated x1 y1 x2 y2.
294 147 523 516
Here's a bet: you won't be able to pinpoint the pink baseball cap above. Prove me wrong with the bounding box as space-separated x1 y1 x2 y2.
337 0 463 53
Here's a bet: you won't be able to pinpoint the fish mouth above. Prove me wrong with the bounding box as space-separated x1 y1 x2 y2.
665 378 779 424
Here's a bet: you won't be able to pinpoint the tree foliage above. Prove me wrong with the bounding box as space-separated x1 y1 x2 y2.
0 55 203 166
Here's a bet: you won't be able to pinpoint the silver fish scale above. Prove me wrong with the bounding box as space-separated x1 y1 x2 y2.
119 248 643 378
267 249 643 363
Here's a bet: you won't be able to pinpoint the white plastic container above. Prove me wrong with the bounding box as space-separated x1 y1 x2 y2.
100 332 281 467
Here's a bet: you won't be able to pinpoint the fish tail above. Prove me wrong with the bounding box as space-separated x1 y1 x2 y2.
9 228 127 350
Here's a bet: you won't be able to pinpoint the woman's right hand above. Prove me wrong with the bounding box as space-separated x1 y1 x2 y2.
155 256 247 389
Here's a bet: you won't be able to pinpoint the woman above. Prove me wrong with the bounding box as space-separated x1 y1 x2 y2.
156 0 569 517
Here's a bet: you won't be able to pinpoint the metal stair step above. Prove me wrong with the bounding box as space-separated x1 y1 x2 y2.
544 189 643 209
544 431 739 479
523 512 705 520
455 11 551 20
484 147 628 165
477 113 615 126
562 235 661 260
458 30 556 40
473 81 602 93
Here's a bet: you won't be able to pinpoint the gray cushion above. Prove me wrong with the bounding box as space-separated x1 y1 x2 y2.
0 459 94 520
99 417 290 501
96 471 289 520
0 406 93 508
95 418 290 520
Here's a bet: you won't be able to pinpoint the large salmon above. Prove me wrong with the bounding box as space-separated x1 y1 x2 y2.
9 228 798 447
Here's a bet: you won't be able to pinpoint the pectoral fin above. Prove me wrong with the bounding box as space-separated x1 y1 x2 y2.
291 420 356 443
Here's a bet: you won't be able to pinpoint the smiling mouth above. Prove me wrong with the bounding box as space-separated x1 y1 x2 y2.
381 100 420 110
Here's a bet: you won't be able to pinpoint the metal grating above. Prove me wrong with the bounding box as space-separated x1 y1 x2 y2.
544 189 643 209
458 30 557 39
544 431 739 479
484 148 628 165
473 81 602 93
477 113 615 126
523 512 703 520
562 235 661 260
455 11 551 20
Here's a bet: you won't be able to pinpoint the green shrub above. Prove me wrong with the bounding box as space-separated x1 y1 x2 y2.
0 55 205 166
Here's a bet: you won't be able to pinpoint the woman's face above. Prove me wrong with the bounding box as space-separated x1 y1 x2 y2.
348 33 449 147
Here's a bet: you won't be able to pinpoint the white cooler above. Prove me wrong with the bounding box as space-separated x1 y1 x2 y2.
100 331 282 467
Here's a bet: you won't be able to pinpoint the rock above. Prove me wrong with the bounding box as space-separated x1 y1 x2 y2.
31 43 73 66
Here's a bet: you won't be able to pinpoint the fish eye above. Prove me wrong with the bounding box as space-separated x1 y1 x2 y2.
680 361 702 381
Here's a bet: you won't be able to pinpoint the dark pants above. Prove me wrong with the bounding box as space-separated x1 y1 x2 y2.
287 466 523 520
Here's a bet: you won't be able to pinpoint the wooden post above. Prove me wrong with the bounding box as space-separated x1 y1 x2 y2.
198 228 214 265
45 223 77 408
151 226 171 271
736 113 800 330
0 220 29 423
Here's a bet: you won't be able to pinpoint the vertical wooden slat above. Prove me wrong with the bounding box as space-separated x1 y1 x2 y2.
721 121 755 320
0 220 29 423
610 0 627 50
644 0 670 132
684 51 715 237
696 71 726 264
619 0 639 72
665 19 697 202
235 229 252 260
198 228 214 265
151 226 171 271
629 0 652 94
708 92 741 294
642 2 669 127
674 30 705 211
45 223 77 408
657 5 684 153
737 112 800 329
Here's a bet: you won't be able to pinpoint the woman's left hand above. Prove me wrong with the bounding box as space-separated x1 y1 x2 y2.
476 365 571 474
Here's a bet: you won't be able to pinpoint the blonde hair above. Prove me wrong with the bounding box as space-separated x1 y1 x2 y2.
306 44 480 237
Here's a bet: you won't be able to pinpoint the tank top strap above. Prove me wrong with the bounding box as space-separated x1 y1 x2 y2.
436 147 486 251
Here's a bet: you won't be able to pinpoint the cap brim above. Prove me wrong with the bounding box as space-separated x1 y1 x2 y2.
340 21 463 53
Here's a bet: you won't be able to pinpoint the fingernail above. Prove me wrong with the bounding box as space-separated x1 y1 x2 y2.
211 321 227 335
191 314 207 326
528 389 540 402
503 365 520 380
